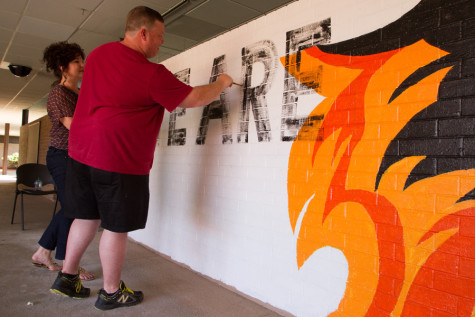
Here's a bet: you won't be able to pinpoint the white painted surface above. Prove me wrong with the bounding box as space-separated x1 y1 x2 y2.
130 0 421 315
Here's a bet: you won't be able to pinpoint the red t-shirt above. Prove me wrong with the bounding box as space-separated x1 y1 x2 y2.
69 42 192 175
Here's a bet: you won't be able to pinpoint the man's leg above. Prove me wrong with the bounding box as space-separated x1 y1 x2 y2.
50 219 100 299
92 171 147 310
94 230 143 311
100 230 128 293
62 219 101 275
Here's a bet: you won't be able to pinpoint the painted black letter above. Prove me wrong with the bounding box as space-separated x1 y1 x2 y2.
238 40 278 143
168 68 190 146
281 19 331 141
196 55 232 145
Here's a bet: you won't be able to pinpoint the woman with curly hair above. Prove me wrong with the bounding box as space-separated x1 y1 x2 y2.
31 41 94 281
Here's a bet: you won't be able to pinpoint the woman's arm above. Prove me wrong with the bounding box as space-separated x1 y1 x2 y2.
60 117 73 130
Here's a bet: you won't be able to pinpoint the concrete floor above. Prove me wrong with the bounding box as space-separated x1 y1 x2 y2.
0 174 286 317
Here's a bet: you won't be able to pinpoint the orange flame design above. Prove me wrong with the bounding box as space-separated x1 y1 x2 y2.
283 40 475 316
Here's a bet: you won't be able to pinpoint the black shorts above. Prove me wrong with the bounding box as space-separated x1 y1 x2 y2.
64 158 150 233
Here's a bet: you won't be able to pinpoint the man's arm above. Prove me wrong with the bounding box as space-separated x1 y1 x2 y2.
179 74 233 109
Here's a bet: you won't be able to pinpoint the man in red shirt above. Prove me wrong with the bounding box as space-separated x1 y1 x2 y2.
50 6 232 311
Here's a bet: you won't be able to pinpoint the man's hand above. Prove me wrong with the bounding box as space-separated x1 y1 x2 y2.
217 74 233 88
179 73 234 108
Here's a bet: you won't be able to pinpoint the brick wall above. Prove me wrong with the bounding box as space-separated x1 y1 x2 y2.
130 0 475 316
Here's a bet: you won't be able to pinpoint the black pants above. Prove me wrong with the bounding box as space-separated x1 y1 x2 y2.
38 147 73 260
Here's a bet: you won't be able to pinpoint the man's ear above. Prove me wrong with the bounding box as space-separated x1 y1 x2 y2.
141 28 147 40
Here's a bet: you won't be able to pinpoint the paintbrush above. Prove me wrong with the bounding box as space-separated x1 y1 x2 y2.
233 82 243 87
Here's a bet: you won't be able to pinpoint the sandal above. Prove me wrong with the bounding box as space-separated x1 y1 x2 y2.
32 260 62 271
79 267 95 281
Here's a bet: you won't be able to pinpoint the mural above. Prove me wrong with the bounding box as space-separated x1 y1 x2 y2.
284 0 474 316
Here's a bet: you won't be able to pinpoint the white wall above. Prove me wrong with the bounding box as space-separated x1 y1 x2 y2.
129 0 473 316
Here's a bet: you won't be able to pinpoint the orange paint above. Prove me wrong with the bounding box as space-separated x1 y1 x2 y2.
283 39 475 316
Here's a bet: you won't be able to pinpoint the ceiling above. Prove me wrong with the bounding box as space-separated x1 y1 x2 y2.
0 0 296 137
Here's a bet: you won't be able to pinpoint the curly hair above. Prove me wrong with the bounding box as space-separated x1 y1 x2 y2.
43 41 85 85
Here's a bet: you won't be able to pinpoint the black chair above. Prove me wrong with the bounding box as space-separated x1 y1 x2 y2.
11 163 58 230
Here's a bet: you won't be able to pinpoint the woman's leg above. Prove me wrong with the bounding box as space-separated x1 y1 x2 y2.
31 246 61 270
37 147 71 260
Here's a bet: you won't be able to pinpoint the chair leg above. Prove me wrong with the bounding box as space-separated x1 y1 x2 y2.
52 194 58 220
11 192 18 224
20 193 24 231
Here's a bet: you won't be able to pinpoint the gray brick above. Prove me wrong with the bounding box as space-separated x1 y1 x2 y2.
439 117 475 136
